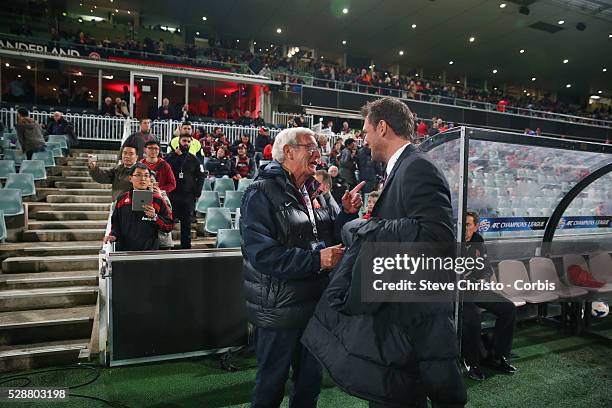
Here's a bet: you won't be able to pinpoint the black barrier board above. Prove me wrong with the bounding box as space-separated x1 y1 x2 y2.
109 252 247 362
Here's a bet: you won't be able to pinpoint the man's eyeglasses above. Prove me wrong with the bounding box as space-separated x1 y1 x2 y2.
293 144 320 155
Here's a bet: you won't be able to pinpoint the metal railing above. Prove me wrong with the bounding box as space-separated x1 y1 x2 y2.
271 112 314 128
272 73 612 129
0 108 281 144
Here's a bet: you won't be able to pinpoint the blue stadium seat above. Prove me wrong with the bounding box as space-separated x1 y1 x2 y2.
0 188 24 216
5 173 36 196
0 138 9 152
48 134 68 149
237 178 254 192
195 191 220 214
223 191 244 213
234 208 241 229
203 178 213 191
0 210 6 242
31 151 55 167
0 160 16 179
204 208 232 235
3 149 25 165
46 142 64 158
19 160 47 181
215 228 242 248
213 178 235 198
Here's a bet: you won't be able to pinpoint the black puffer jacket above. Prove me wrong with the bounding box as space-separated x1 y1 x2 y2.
302 218 466 407
240 161 357 329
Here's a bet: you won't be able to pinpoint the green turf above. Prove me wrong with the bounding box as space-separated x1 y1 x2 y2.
3 320 612 408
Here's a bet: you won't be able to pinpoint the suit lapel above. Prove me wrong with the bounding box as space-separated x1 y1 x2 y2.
372 144 417 215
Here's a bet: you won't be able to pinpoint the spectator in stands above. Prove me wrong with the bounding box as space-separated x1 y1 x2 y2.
167 122 202 158
100 97 114 116
239 127 362 408
328 165 347 205
340 121 351 135
141 140 176 194
232 144 256 183
252 110 266 127
216 133 231 153
166 132 206 249
88 143 138 201
429 119 440 137
206 146 235 179
114 97 128 117
339 138 358 189
15 108 47 160
156 98 174 120
262 144 273 161
45 111 78 147
255 127 272 159
318 134 331 158
151 173 174 250
103 163 173 251
231 134 255 157
323 120 335 134
417 119 429 139
355 143 383 193
462 210 517 381
236 110 253 126
362 189 380 220
121 118 156 158
200 133 216 157
214 106 228 120
329 139 344 166
197 93 209 117
179 103 191 122
313 169 340 214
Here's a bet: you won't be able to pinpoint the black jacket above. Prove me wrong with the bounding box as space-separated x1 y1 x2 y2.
302 144 466 407
206 156 235 178
465 233 493 281
338 148 358 188
355 146 383 193
111 190 174 251
156 105 174 120
240 161 357 329
331 174 348 205
45 117 78 147
255 134 272 153
166 151 205 198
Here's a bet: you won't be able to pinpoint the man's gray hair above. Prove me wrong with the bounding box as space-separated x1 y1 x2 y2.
272 127 315 163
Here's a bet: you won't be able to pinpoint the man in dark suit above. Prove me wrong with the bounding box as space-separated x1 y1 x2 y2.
359 96 466 407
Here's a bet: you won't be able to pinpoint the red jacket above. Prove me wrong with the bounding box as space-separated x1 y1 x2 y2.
140 158 177 193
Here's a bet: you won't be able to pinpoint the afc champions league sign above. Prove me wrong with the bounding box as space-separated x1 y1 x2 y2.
0 39 81 57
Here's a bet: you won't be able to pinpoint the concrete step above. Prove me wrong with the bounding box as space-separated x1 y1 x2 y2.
76 153 118 160
0 271 98 289
0 306 94 347
0 242 102 261
72 148 119 155
36 188 112 197
0 286 98 312
0 338 89 372
61 170 91 177
22 229 106 242
46 195 112 203
36 211 109 221
66 159 116 167
2 255 99 274
27 202 111 216
27 220 107 230
54 182 111 189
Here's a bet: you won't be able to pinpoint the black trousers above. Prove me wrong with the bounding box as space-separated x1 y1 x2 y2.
169 193 195 249
462 299 516 366
252 326 322 408
368 396 428 408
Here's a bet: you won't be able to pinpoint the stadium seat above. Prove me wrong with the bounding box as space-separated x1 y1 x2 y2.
0 210 5 242
588 252 612 284
0 160 16 179
31 151 55 167
48 134 68 149
5 173 36 196
4 149 25 165
213 178 235 198
490 274 526 307
203 178 213 191
0 138 9 152
0 188 24 216
234 208 241 229
195 191 220 214
204 208 232 235
498 260 559 303
215 228 242 248
19 160 47 181
528 257 588 298
46 142 64 158
237 178 254 192
562 254 612 293
223 191 244 212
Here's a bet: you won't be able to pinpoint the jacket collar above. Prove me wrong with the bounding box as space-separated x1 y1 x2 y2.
373 143 417 215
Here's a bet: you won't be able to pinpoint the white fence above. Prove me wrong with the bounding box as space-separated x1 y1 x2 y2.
1 108 281 145
272 112 314 128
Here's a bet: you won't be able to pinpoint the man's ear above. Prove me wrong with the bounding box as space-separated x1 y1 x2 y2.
378 120 388 138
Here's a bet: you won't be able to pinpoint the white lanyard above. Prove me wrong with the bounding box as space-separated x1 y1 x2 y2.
300 185 319 241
